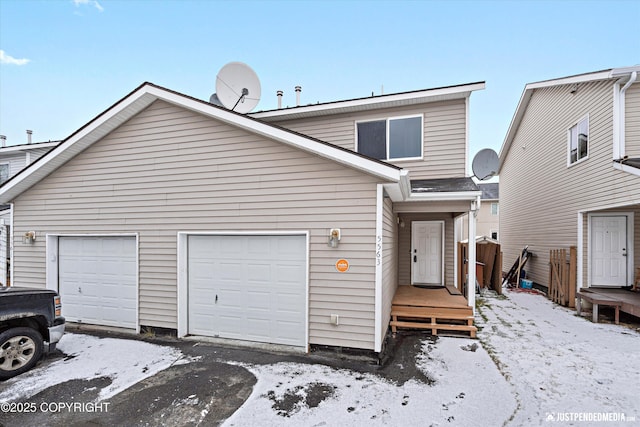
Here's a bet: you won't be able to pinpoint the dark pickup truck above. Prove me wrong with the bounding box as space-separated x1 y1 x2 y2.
0 287 65 380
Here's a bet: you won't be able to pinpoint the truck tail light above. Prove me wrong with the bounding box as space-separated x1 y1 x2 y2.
54 296 62 316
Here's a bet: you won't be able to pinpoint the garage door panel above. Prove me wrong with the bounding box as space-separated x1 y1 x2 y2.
188 234 306 346
59 236 137 329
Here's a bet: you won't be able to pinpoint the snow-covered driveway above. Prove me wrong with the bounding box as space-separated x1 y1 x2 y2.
477 289 640 426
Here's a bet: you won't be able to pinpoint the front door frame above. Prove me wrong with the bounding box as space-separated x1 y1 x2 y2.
587 212 634 287
411 220 445 285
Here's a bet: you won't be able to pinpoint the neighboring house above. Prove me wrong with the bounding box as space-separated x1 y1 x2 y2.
0 139 59 285
462 182 499 240
0 81 484 353
498 66 639 292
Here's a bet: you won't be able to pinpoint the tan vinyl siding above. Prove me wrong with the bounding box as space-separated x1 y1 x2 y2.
625 82 640 158
268 100 467 179
500 80 640 288
381 195 397 341
11 100 388 350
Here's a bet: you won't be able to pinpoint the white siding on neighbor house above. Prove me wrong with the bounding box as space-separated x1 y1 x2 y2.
625 82 640 159
500 80 640 287
380 195 397 342
11 100 388 350
462 200 499 240
267 100 468 179
0 147 52 179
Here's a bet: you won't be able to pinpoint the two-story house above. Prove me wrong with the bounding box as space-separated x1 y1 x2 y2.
0 138 59 285
0 80 484 353
498 67 639 297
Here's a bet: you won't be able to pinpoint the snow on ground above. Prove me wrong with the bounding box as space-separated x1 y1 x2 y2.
225 290 640 427
477 289 640 426
2 291 638 426
0 333 184 401
223 337 515 427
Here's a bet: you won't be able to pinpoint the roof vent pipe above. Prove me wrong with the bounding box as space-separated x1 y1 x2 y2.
295 85 301 106
26 130 33 144
0 135 6 148
277 90 283 109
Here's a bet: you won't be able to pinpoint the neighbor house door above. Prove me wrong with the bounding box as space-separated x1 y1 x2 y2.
590 215 627 287
411 221 444 285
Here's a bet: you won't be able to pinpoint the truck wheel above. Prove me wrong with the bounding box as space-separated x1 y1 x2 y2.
0 327 44 380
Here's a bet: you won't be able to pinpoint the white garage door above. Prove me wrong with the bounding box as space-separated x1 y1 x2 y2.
188 234 307 347
59 236 137 329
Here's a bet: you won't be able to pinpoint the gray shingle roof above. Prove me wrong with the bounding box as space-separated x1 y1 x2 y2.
478 183 499 200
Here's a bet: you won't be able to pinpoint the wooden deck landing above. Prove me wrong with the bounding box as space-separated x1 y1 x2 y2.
578 288 640 319
390 285 477 338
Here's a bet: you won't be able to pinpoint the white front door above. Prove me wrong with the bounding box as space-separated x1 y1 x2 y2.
411 221 443 285
591 215 627 287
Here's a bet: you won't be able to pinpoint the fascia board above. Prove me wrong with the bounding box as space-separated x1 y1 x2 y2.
251 82 486 120
408 191 482 202
147 86 401 182
526 70 613 90
0 142 59 153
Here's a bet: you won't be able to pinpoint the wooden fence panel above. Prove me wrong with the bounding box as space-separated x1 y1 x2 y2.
548 246 576 308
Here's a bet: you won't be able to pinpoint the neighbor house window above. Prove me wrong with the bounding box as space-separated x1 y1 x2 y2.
491 203 499 216
0 164 8 184
491 231 498 240
356 115 423 161
568 116 589 165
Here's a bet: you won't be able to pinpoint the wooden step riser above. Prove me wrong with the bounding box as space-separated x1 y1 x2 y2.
390 321 477 338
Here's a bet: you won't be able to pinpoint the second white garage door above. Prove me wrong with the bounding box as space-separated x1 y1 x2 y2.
58 236 137 329
188 234 307 347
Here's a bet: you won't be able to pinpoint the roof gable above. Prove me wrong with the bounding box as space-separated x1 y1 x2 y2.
0 83 402 203
498 66 640 171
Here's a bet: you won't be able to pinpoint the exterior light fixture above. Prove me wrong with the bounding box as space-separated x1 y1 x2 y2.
328 228 341 248
23 231 36 244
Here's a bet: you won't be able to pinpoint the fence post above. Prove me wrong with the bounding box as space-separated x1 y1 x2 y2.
568 246 577 308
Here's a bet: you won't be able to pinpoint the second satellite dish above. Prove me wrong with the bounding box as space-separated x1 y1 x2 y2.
213 62 261 114
472 148 499 180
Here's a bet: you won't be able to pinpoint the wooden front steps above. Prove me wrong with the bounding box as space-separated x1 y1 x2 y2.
390 286 477 338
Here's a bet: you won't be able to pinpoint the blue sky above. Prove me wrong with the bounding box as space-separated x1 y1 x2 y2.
1 0 638 168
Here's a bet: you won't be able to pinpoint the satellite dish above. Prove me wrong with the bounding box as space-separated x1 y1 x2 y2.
472 148 499 180
214 62 261 113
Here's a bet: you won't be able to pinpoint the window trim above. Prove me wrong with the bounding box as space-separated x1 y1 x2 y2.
567 114 589 167
490 202 499 216
355 114 424 161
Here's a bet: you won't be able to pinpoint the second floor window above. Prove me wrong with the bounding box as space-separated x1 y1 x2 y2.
356 115 423 161
491 203 499 216
568 116 589 165
0 164 9 184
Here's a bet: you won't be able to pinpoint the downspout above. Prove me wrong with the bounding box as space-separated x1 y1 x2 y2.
615 71 637 160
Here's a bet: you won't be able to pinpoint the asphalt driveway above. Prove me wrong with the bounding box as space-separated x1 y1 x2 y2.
0 327 438 427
